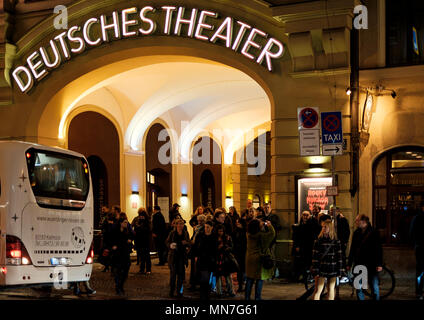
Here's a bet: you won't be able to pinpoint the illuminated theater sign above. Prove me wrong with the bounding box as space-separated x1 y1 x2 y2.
12 5 285 93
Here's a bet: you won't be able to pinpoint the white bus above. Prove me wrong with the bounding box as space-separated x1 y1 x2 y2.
0 141 94 288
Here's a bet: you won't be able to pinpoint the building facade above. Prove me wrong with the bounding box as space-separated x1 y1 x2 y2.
0 0 421 274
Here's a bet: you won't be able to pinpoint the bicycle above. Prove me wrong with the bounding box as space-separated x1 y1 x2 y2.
346 264 395 300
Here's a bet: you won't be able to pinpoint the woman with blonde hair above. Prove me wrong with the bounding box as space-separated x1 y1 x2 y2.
311 219 344 300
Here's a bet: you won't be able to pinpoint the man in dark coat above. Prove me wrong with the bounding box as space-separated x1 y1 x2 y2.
348 214 383 300
132 209 152 274
152 205 168 266
410 202 424 300
292 210 321 281
193 221 217 300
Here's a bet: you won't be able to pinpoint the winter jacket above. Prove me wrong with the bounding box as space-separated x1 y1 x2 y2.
133 217 152 250
110 225 134 269
193 232 217 272
152 211 167 240
348 226 383 275
245 224 275 280
410 212 424 248
166 229 191 268
311 236 344 278
215 234 234 276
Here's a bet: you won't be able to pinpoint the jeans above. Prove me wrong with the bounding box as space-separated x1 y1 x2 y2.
216 275 233 295
245 278 263 300
139 247 151 273
199 270 212 300
356 274 380 300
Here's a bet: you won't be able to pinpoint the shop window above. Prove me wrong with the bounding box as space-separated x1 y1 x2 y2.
386 0 424 67
373 147 424 245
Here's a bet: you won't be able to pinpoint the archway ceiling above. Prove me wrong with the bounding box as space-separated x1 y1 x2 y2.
75 60 270 158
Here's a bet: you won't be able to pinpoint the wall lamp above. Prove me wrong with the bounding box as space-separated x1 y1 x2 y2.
131 191 139 195
346 86 397 99
226 196 232 199
181 193 188 197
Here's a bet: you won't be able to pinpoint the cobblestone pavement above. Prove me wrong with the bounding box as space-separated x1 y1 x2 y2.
0 257 417 300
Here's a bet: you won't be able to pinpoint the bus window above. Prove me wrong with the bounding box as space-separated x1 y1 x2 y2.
26 148 89 210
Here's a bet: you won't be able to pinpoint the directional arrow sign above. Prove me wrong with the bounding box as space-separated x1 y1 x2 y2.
323 144 343 156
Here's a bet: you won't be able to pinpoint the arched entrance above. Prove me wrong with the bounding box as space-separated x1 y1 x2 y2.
193 137 222 210
373 146 424 245
68 111 121 226
145 123 172 216
200 169 216 209
87 155 108 229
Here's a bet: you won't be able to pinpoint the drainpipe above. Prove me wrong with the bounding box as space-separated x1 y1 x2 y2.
350 26 360 198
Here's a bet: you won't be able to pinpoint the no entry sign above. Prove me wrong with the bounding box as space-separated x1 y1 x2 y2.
298 107 319 130
321 111 343 156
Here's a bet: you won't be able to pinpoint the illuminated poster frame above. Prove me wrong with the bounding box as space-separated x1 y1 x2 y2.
296 176 334 223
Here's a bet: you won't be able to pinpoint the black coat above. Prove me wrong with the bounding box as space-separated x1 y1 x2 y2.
348 226 383 274
293 218 321 259
152 211 167 239
193 232 217 272
336 214 351 246
133 217 152 249
110 225 134 269
215 234 234 276
166 229 191 267
410 212 424 248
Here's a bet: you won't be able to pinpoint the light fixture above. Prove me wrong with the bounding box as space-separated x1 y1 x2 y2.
181 193 188 197
391 90 397 99
226 196 232 199
346 87 352 96
132 191 139 195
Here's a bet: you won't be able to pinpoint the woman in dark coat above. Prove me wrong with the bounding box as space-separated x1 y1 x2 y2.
110 218 134 296
133 208 152 274
166 218 191 298
311 219 344 300
233 218 247 292
193 221 217 300
215 224 235 297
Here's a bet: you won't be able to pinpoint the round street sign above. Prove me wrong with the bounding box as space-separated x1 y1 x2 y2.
323 114 340 133
299 107 319 129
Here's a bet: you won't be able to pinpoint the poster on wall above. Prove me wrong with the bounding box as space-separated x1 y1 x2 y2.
297 177 333 222
157 197 170 223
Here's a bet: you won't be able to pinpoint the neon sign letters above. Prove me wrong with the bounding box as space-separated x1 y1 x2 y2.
12 5 285 93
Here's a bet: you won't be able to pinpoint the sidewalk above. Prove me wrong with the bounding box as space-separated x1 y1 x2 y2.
0 257 417 300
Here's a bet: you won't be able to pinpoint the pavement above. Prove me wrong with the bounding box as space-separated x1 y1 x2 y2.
0 256 418 300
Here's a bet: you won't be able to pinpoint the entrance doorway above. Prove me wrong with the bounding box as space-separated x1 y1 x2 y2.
200 169 215 209
87 155 108 229
373 146 424 245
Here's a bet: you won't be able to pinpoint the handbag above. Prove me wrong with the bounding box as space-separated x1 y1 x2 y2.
260 254 274 269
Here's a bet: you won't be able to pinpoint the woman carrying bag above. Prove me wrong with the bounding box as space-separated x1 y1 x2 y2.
245 219 275 300
311 219 344 300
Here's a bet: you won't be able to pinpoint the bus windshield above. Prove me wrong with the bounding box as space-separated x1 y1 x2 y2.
26 148 90 209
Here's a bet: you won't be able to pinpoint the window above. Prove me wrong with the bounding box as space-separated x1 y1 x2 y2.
26 148 90 210
386 0 424 67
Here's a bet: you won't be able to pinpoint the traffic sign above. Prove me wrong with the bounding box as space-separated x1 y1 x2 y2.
326 186 338 196
299 129 320 156
323 144 343 156
298 107 319 130
321 111 343 145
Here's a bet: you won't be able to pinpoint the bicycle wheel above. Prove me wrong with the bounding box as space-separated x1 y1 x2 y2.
304 270 315 290
363 266 395 299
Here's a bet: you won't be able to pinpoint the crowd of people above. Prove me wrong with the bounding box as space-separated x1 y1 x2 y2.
292 204 385 300
93 200 424 301
97 200 282 299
